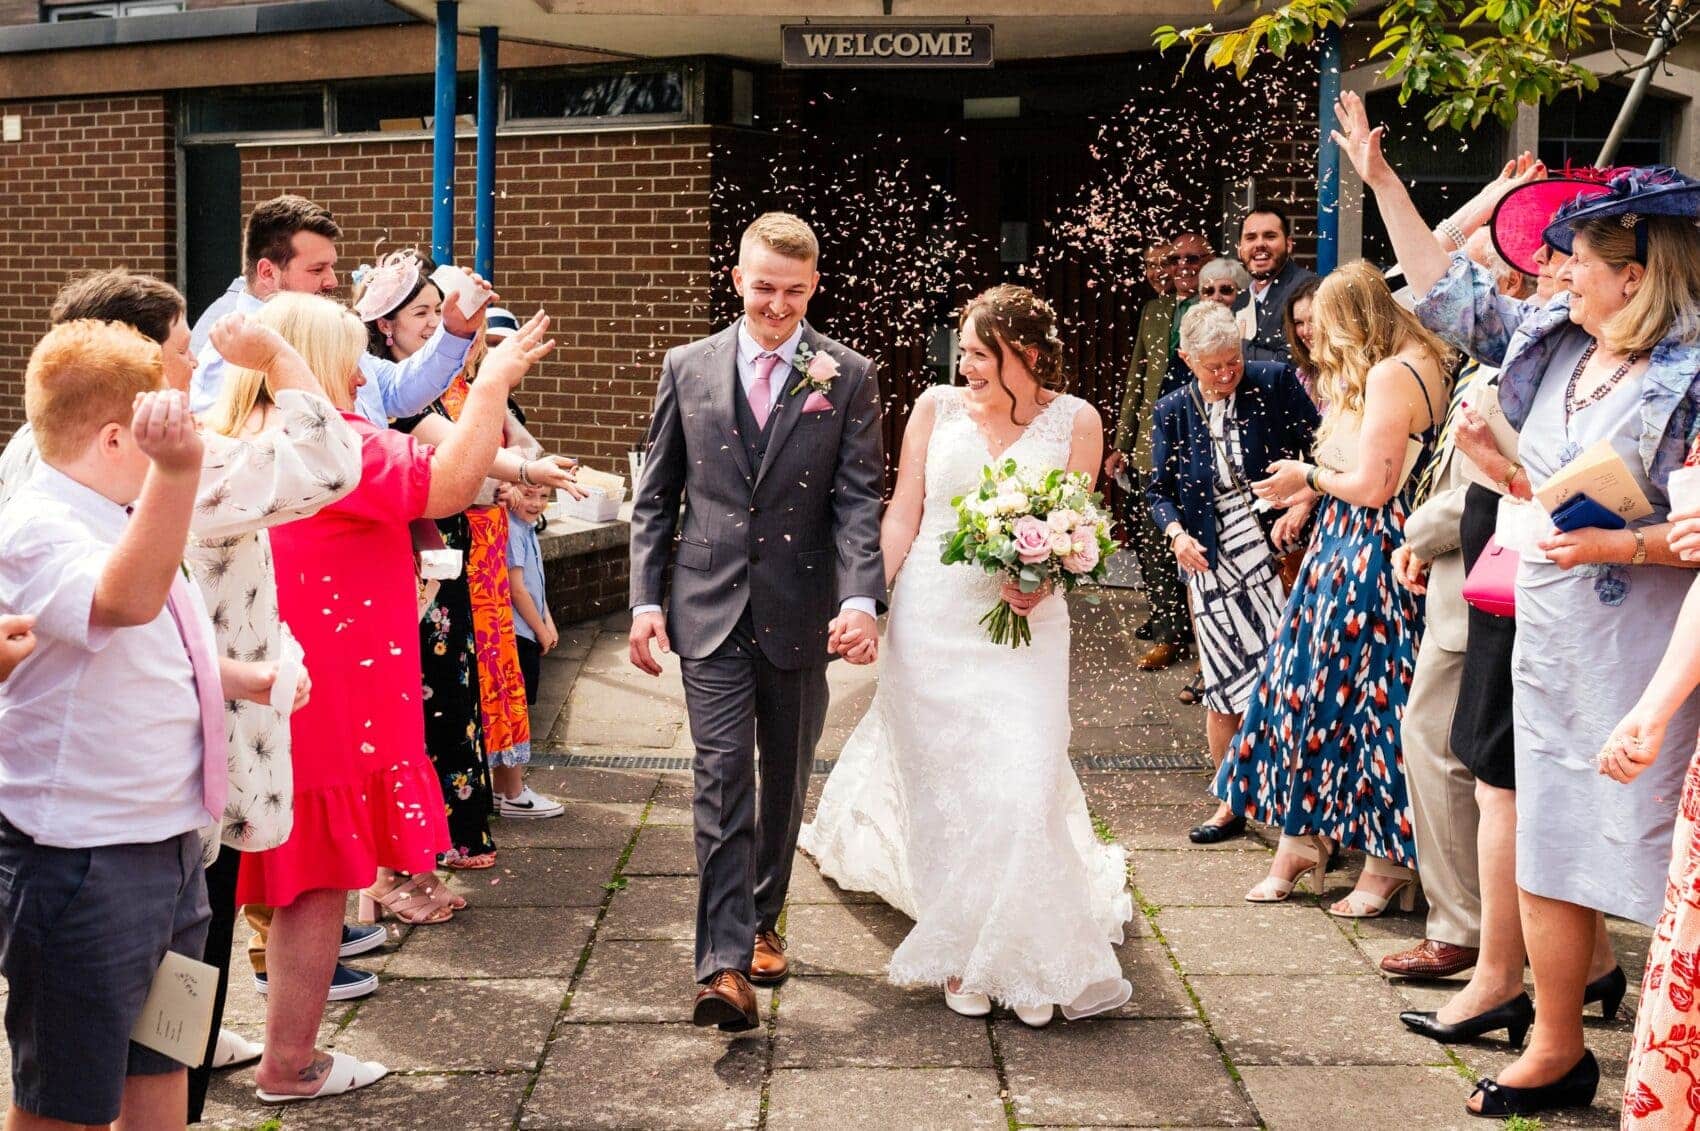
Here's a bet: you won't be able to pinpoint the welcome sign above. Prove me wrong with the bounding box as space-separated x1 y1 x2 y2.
781 24 994 68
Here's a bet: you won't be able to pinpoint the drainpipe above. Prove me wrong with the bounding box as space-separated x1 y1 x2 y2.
432 0 458 265
1316 25 1343 274
476 26 499 281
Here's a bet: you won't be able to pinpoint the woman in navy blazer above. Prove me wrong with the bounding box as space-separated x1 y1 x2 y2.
1145 302 1321 844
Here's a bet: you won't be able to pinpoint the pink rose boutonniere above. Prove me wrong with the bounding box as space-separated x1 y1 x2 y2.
789 342 841 396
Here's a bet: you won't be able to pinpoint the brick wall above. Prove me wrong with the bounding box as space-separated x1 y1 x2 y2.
0 94 175 432
544 542 628 626
238 126 717 474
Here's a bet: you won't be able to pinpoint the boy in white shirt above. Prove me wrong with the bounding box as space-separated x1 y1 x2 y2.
0 320 279 1131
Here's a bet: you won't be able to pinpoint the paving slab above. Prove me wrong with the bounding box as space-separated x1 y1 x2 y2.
1094 801 1261 852
1130 849 1282 908
771 975 997 1068
785 901 914 977
202 1069 529 1130
646 801 696 826
1085 771 1219 807
1190 974 1448 1066
1238 1064 1482 1131
625 823 699 875
567 938 771 1022
765 1066 1007 1130
526 765 659 804
1156 905 1368 976
998 1018 1255 1127
442 847 621 908
600 874 697 940
524 1023 764 1130
331 978 567 1070
382 907 596 979
491 799 643 849
1105 935 1196 1020
788 854 883 904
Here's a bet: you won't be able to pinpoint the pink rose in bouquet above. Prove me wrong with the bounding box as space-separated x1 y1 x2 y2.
1062 532 1101 574
1011 515 1054 564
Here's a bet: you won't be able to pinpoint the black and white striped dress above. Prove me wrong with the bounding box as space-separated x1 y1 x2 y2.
1187 397 1288 714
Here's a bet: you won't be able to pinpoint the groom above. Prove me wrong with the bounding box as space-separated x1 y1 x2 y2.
628 212 887 1033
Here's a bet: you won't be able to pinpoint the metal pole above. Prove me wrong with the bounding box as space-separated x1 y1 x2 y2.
1596 0 1683 167
1315 25 1343 274
431 0 458 265
475 26 499 282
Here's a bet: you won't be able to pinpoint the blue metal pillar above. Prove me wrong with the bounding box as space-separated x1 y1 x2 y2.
431 0 458 265
1315 25 1343 275
475 26 499 281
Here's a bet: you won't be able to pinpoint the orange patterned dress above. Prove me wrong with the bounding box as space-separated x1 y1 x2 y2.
442 377 532 767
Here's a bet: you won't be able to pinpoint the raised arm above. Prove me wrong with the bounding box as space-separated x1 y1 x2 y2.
878 389 936 587
93 391 203 628
1333 91 1452 297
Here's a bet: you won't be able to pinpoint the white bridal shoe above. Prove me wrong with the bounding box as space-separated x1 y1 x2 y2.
1014 1003 1055 1029
945 978 991 1017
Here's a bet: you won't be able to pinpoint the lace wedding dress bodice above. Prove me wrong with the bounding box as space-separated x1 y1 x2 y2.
799 385 1133 1016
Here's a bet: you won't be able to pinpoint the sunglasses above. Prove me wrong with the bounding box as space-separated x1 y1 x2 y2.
1164 253 1205 266
1200 284 1237 297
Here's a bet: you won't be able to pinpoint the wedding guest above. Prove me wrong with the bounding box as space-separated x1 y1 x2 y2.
508 483 558 709
1224 260 1450 916
1233 205 1316 364
0 322 267 1131
1282 277 1321 405
1107 233 1210 671
1147 302 1318 844
1343 88 1700 1116
236 298 554 1104
188 193 489 425
1198 257 1251 309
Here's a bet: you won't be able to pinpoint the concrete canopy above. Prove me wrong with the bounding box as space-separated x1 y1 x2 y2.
383 1 1245 62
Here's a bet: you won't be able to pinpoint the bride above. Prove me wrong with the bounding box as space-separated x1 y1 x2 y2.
799 284 1133 1027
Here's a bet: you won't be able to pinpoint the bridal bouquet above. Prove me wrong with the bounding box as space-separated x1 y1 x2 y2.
939 459 1117 647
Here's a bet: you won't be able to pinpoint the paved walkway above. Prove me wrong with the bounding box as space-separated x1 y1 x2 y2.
6 593 1649 1128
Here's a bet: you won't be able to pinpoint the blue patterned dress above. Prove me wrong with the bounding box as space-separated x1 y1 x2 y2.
1211 412 1433 866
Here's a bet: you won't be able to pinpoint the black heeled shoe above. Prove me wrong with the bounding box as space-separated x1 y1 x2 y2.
1584 966 1628 1021
1400 992 1533 1047
1188 814 1245 844
1467 1049 1599 1118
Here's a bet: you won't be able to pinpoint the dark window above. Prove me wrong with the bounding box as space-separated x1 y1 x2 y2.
334 75 478 135
507 68 686 122
1539 85 1669 170
47 0 182 19
1361 90 1506 268
185 88 324 136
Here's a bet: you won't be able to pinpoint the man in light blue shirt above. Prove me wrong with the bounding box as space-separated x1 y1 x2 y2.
187 275 246 356
188 194 488 425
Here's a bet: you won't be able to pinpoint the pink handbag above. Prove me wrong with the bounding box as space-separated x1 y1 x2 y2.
1461 536 1517 617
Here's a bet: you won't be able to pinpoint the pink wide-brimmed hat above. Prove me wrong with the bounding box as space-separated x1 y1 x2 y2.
1489 168 1623 277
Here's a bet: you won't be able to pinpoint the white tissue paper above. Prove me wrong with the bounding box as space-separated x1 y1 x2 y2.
419 548 464 580
1495 495 1553 562
271 629 305 717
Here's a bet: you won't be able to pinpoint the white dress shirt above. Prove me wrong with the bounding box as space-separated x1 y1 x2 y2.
634 318 877 623
189 288 473 426
0 465 213 848
188 275 248 356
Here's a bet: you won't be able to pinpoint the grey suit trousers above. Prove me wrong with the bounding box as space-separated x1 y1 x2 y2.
680 607 829 983
1403 639 1482 948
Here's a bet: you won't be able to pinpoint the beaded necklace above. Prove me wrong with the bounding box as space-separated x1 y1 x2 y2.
1563 341 1641 430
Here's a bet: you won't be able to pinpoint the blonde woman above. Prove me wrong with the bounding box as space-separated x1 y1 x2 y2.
1213 260 1449 917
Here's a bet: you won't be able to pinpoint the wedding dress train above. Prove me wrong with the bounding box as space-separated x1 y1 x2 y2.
799 385 1133 1016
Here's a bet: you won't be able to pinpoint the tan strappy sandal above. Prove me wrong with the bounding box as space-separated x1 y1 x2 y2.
1327 856 1418 919
1245 834 1332 903
358 872 454 925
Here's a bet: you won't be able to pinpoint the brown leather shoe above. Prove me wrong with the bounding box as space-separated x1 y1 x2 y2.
693 969 760 1032
1137 641 1186 671
749 930 789 986
1380 939 1479 979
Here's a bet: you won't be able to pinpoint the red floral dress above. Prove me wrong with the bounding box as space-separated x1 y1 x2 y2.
1623 437 1700 1129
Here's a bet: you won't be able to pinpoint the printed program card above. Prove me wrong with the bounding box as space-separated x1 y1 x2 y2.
130 949 218 1067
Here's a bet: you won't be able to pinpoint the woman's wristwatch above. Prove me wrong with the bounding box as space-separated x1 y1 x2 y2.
1500 461 1523 495
1631 528 1648 566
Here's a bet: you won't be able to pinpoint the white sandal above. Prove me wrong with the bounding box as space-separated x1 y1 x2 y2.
1327 856 1418 919
1245 834 1331 903
211 1028 262 1069
256 1051 388 1104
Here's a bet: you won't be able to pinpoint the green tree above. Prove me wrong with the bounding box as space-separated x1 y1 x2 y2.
1154 0 1690 130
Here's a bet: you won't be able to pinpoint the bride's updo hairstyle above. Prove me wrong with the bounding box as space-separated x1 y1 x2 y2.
958 284 1067 423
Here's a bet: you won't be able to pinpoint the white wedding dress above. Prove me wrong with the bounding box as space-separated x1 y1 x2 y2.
799 384 1133 1016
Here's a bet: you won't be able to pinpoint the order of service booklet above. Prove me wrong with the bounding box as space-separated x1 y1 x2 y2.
130 949 218 1067
1534 437 1654 522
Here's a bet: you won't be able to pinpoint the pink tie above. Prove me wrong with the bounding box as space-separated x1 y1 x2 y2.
750 352 783 430
164 574 229 825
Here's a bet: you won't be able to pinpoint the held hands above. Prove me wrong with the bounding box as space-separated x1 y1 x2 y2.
1599 704 1668 784
441 272 498 338
628 610 670 677
208 312 288 374
1392 545 1429 594
1330 91 1397 193
0 614 36 682
480 311 554 391
828 609 879 665
540 620 560 655
132 389 202 475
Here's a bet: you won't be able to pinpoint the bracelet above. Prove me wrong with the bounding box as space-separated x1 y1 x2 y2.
1631 528 1648 566
1501 461 1523 495
1437 218 1467 252
518 459 534 487
1305 466 1323 494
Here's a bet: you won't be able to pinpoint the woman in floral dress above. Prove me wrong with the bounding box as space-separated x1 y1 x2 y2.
1217 260 1451 917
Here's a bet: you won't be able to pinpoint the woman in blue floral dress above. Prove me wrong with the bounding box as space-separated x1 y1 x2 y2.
1215 260 1452 918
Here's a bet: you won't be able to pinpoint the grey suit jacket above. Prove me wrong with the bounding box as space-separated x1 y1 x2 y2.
628 321 887 669
1403 441 1469 653
1233 259 1316 365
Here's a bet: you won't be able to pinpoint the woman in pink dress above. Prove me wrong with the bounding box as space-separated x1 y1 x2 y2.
237 296 554 1104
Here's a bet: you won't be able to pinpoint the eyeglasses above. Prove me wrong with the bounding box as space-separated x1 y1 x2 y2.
1199 284 1237 297
1164 253 1205 266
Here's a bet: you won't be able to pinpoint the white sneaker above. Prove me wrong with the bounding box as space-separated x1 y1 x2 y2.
497 785 564 819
